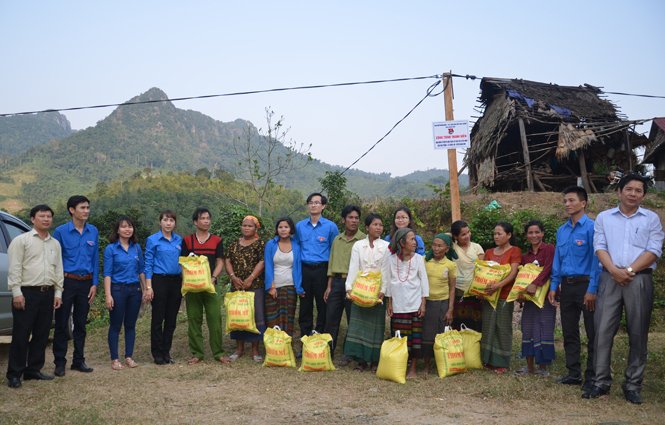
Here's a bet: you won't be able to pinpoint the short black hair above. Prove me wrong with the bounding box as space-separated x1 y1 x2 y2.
450 220 469 239
618 173 649 192
341 204 361 219
192 207 211 222
306 193 327 205
524 219 544 234
66 195 90 216
364 213 383 227
30 205 54 219
274 216 296 236
562 186 588 203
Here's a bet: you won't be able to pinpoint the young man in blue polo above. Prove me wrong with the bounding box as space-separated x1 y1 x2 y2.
52 195 99 376
294 193 339 358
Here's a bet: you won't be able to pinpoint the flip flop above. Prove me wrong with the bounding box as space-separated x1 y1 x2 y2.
218 356 232 364
514 366 530 376
532 369 550 378
370 362 378 373
229 353 242 362
187 358 201 365
253 355 263 363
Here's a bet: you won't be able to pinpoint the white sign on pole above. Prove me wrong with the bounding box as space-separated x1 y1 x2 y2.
432 120 470 149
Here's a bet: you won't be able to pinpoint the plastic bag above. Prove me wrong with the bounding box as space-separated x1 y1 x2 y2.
464 260 511 309
433 326 467 378
179 256 215 295
348 271 383 308
376 331 408 384
263 326 296 368
506 263 550 308
224 291 259 334
459 324 482 370
298 332 336 372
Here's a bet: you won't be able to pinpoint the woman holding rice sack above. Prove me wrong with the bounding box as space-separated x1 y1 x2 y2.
104 216 147 370
422 233 457 376
225 216 266 363
384 207 426 255
514 220 556 377
264 217 304 337
481 222 521 373
449 220 485 331
386 228 429 379
343 213 391 373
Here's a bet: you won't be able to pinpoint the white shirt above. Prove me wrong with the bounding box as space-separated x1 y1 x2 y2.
272 248 294 288
386 253 429 313
345 237 391 293
8 229 64 298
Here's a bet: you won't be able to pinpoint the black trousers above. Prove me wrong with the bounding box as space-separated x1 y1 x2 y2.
323 275 352 352
298 264 328 337
150 274 182 362
53 278 92 367
7 288 54 380
560 279 596 381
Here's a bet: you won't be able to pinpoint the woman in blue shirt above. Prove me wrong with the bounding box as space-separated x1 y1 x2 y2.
104 216 146 370
385 207 426 255
144 210 183 365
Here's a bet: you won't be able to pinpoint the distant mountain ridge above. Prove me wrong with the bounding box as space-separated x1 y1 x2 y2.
0 112 75 156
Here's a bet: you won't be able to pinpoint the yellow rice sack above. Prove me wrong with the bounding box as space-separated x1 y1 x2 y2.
224 291 259 334
348 271 383 308
464 260 511 309
433 326 467 378
179 256 215 295
263 326 296 368
506 263 551 308
459 324 482 370
298 332 336 372
376 331 408 384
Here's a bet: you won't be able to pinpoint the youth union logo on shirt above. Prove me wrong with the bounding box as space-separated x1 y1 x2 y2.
87 241 94 246
177 245 181 250
318 237 326 242
575 240 585 246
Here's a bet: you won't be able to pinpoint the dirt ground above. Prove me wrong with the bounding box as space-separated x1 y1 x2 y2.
1 309 664 425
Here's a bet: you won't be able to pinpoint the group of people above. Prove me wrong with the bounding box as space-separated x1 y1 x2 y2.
6 174 664 406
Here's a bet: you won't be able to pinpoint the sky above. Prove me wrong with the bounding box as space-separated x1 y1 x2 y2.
1 0 664 177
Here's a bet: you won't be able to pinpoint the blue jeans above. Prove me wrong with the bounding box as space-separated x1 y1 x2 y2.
107 283 143 360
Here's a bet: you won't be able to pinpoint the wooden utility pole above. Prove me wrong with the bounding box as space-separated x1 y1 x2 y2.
518 117 535 192
443 72 461 222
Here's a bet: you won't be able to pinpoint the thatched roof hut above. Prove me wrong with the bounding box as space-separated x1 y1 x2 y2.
465 77 649 193
642 118 665 191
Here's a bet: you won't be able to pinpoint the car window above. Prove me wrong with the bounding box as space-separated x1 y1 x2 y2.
3 221 28 242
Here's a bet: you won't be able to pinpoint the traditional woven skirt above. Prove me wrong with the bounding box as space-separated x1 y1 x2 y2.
480 299 514 368
451 289 483 332
521 300 556 366
230 288 266 342
344 303 387 363
390 312 423 359
422 299 450 359
265 286 297 336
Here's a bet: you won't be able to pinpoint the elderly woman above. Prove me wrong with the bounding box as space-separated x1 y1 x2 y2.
386 227 429 379
422 233 457 376
225 216 266 363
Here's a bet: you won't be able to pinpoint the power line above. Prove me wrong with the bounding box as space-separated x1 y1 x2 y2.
601 91 665 100
0 75 440 117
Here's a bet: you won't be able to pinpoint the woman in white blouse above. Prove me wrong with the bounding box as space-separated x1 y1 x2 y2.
343 213 391 373
386 227 429 379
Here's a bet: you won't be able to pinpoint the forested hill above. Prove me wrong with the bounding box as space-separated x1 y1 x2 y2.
0 112 74 157
2 87 464 206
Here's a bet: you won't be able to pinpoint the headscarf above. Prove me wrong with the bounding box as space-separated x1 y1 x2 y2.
425 233 458 262
389 228 414 260
242 215 260 239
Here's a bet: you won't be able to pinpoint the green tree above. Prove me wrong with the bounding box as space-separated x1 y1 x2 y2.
318 170 361 229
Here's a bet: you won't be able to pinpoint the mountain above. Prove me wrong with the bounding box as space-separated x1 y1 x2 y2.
0 112 75 157
2 88 442 205
398 168 470 187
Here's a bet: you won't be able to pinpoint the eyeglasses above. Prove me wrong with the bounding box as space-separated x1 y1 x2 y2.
395 216 410 221
307 202 322 206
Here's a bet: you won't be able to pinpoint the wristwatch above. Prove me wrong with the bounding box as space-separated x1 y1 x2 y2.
626 267 634 273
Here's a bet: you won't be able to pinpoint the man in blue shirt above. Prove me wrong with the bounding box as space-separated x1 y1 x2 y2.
583 174 664 405
294 193 339 357
548 186 600 392
52 196 99 376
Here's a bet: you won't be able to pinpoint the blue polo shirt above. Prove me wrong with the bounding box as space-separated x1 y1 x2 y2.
144 231 182 279
103 241 145 284
53 221 100 286
294 216 339 264
550 214 601 294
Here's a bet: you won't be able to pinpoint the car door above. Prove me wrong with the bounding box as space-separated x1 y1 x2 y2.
0 216 31 335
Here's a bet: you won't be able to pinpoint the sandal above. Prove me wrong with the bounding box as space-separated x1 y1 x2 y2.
493 367 508 374
338 355 353 367
218 356 232 364
370 362 378 373
111 360 125 370
514 366 530 376
124 358 138 368
253 355 263 363
353 362 368 373
228 353 242 362
532 368 550 378
187 358 201 365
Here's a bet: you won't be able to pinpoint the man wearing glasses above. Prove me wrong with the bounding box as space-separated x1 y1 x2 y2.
294 193 339 357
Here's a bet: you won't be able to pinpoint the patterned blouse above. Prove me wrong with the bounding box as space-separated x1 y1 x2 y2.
226 238 266 290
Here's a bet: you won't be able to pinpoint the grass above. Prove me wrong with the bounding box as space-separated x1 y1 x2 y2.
1 303 665 424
